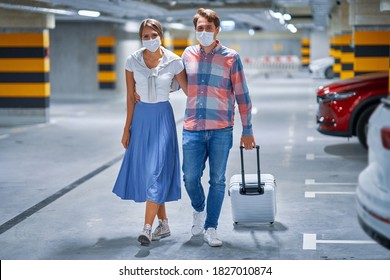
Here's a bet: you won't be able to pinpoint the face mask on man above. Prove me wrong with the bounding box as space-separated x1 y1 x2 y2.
196 31 215 47
142 37 161 52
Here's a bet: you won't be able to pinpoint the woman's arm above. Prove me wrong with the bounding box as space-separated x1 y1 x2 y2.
122 70 136 149
174 69 188 96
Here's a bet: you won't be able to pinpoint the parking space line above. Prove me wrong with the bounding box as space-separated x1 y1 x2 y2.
307 111 315 117
305 191 355 198
0 154 123 235
251 107 258 115
307 123 315 129
305 179 356 186
0 134 9 140
306 153 366 160
306 136 346 142
303 234 376 250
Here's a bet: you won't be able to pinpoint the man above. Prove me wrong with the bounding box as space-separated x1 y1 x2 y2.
182 8 256 247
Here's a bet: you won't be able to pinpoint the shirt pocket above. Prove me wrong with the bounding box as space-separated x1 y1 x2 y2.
210 64 230 89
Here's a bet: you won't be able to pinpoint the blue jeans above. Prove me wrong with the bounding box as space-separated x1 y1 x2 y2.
182 127 233 230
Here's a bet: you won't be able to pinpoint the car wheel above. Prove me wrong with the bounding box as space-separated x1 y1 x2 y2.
324 66 334 79
356 105 377 149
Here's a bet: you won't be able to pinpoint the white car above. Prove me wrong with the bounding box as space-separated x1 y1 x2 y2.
308 56 335 79
356 93 390 250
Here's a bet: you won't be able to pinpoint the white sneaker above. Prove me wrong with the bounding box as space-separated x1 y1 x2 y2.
152 219 170 241
138 224 152 246
192 210 205 236
204 228 223 247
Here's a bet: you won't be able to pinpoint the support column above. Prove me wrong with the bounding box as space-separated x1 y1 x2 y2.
329 0 353 79
0 8 54 126
340 33 354 79
332 35 342 78
350 0 390 76
300 38 310 67
97 36 116 90
167 29 192 57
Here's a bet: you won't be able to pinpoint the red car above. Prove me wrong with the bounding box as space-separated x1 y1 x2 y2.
316 72 389 148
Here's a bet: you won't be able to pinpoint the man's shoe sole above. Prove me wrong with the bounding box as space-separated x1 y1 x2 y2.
205 240 223 247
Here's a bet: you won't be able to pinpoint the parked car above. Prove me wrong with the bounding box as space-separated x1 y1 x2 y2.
309 56 335 79
316 72 389 148
356 93 390 250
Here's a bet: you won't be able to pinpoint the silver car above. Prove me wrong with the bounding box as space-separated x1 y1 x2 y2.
356 92 390 250
308 56 335 79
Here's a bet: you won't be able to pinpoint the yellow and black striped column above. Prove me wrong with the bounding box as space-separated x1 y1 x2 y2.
97 36 116 89
329 36 336 61
172 38 190 57
332 35 342 78
340 33 354 80
301 38 310 67
354 30 390 76
0 31 50 108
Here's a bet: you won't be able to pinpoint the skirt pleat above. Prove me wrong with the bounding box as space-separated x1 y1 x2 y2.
112 101 181 204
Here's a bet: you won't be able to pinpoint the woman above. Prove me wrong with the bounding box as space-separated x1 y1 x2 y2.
112 18 187 246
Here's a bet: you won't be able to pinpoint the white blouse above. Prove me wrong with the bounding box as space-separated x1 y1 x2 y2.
125 47 184 103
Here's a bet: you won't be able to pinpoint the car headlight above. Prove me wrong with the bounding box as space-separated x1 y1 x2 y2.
320 91 356 102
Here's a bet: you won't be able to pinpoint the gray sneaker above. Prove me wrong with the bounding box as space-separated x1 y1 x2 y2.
152 219 170 241
192 210 205 236
138 224 152 246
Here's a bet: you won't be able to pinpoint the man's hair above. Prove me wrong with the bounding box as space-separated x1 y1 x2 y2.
193 8 220 29
139 18 164 40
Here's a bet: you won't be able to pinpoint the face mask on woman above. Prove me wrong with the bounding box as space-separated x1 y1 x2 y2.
143 37 161 52
196 31 215 47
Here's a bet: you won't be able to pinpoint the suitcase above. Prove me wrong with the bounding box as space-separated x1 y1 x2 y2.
228 145 276 224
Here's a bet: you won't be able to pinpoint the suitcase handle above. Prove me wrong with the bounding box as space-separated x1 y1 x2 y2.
240 145 264 195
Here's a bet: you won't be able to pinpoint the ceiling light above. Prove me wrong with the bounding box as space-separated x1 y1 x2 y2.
283 14 292 21
0 3 75 15
221 20 235 31
167 23 186 30
287 24 297 33
78 10 100 17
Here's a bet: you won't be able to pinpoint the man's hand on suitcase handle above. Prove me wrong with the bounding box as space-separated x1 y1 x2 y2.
240 135 256 150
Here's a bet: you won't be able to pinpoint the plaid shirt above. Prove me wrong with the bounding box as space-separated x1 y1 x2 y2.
182 41 253 136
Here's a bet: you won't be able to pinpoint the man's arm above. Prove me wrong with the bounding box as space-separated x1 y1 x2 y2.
231 54 256 150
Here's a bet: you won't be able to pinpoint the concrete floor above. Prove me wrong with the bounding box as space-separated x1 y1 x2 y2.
1 71 390 260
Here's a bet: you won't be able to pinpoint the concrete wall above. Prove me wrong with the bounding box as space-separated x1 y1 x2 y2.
218 31 301 58
310 31 331 60
50 22 139 101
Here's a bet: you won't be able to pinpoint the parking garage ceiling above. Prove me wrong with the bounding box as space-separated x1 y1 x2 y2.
0 0 337 32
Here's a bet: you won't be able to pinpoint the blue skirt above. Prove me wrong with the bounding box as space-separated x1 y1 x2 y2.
112 101 181 204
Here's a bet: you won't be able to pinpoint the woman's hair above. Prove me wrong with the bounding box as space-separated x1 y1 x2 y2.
193 8 220 29
139 18 164 40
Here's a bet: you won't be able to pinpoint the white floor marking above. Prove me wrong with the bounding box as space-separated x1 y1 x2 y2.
305 191 355 198
0 134 9 140
305 179 356 186
307 111 315 116
306 136 346 142
303 233 376 250
306 153 315 160
306 153 366 160
307 123 315 129
251 107 258 115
